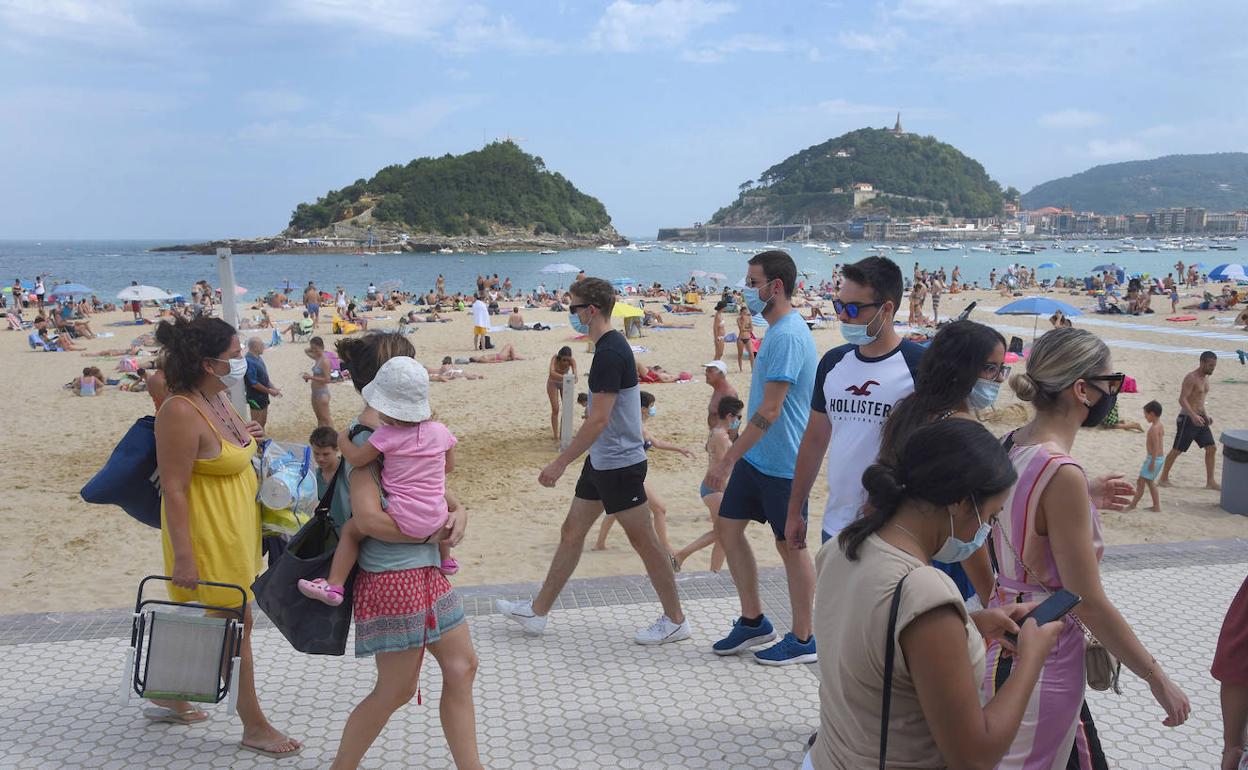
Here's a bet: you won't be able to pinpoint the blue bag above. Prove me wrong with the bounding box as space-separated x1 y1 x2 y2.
81 415 162 528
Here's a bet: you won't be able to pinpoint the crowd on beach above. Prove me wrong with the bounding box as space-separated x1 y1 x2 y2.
6 249 1248 769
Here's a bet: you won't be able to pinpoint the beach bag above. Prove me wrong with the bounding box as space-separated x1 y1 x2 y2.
256 441 318 537
251 468 356 656
80 415 162 529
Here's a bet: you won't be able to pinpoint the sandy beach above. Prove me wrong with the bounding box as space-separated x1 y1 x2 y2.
3 285 1245 614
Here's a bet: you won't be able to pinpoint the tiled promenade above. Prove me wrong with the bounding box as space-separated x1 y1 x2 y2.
1 538 1244 768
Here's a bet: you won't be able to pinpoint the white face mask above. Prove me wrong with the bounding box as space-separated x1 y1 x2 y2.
212 356 247 388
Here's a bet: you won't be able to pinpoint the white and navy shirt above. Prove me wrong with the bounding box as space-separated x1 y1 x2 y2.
812 340 924 538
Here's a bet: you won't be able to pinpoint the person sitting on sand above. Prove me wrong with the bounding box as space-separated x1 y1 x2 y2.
51 305 96 338
431 356 485 382
468 343 524 363
508 307 527 330
257 309 273 329
72 366 106 396
287 312 314 342
345 302 369 330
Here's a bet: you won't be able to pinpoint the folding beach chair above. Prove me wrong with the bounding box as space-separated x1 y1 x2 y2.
6 314 32 332
120 576 245 714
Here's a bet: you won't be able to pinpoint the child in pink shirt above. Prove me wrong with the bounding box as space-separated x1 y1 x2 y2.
299 356 457 607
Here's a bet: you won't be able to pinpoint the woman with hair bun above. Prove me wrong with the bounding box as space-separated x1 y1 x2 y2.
809 419 1061 770
151 316 300 758
985 326 1190 768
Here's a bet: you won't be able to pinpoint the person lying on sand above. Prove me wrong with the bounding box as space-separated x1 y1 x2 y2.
430 356 485 381
643 310 695 329
468 343 524 363
635 362 691 384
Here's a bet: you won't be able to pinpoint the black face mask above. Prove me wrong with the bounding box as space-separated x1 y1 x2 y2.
1080 384 1118 428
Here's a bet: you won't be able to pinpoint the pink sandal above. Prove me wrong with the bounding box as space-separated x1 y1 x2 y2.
297 578 344 606
439 558 459 576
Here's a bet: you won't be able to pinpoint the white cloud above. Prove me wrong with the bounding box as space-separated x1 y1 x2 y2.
239 89 311 115
591 0 734 52
1085 138 1148 160
1039 109 1104 129
837 28 903 53
275 0 549 52
894 0 1157 22
0 0 143 41
682 33 793 63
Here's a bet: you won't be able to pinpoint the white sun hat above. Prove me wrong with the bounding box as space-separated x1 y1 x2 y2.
361 356 431 423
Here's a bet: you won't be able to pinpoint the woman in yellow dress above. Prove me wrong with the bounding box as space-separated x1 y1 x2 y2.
151 316 301 759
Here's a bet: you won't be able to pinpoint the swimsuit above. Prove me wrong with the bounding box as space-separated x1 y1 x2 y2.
1139 455 1164 481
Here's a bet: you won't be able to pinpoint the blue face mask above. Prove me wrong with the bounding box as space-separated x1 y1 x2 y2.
742 281 772 314
968 378 1001 410
569 310 588 335
841 307 885 347
932 498 991 563
647 405 656 417
728 417 741 431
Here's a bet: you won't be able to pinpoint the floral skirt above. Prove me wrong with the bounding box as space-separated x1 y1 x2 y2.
353 567 464 658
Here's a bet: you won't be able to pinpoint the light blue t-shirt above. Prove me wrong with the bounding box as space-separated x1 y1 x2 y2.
320 421 440 573
742 309 817 479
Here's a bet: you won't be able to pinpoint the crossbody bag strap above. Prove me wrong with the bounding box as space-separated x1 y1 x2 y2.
881 572 909 770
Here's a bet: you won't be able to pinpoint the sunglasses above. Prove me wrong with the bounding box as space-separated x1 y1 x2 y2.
981 362 1012 383
832 299 882 319
1083 372 1126 396
568 303 596 313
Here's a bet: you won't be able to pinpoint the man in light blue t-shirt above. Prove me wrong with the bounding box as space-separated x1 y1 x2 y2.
703 250 818 666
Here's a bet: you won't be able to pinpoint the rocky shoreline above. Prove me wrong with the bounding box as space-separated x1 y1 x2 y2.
151 229 628 255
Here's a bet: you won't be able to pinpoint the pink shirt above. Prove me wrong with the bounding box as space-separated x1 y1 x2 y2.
368 421 456 539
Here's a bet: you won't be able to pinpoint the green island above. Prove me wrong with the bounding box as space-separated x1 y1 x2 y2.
1022 152 1248 214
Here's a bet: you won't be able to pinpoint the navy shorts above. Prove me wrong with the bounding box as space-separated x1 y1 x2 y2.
718 458 807 540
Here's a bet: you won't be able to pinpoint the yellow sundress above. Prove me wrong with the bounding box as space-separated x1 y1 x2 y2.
159 395 262 608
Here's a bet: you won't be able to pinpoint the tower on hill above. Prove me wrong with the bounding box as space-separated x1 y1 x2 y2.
890 112 905 136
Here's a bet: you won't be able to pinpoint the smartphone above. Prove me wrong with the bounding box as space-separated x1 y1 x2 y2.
1002 589 1081 647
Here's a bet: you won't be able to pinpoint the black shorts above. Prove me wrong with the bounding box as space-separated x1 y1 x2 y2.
574 457 648 515
247 392 270 411
717 457 808 540
1173 414 1214 452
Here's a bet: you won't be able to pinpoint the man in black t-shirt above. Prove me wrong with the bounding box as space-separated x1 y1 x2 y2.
497 277 689 645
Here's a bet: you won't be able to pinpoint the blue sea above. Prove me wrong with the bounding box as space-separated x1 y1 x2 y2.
0 238 1231 301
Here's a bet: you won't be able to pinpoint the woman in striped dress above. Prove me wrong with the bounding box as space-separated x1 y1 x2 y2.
983 327 1190 769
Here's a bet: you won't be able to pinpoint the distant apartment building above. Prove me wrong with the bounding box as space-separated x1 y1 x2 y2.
1150 207 1207 233
1204 211 1248 234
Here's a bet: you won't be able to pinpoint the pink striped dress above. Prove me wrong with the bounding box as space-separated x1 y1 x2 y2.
983 440 1104 770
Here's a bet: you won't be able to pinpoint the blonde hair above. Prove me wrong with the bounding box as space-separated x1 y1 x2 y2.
1009 327 1110 409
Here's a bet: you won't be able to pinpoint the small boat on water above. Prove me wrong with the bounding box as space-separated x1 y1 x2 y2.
1210 243 1238 251
970 245 993 252
539 249 557 255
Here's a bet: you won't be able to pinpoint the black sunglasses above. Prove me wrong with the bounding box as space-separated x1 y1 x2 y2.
568 303 596 313
832 299 882 319
1083 372 1126 396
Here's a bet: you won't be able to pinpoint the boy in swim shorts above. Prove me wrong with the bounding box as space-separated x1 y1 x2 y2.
1127 400 1165 512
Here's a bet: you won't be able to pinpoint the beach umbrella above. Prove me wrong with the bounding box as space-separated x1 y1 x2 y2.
48 282 95 299
707 272 727 282
234 286 249 296
611 301 643 319
117 284 174 302
690 270 708 278
1209 263 1247 282
380 279 402 292
610 277 635 287
995 297 1084 339
539 263 581 275
1037 262 1060 269
1090 264 1122 273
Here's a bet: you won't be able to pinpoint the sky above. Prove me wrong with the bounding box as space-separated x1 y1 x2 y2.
2 0 1246 239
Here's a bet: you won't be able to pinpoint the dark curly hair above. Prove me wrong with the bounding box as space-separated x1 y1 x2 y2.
336 332 415 393
154 316 236 393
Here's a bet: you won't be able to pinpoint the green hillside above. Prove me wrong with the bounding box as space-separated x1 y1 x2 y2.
1021 153 1248 213
709 127 1004 225
287 141 614 237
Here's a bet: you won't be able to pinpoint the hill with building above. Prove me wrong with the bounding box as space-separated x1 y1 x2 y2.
1022 153 1248 214
707 122 1005 227
283 141 622 249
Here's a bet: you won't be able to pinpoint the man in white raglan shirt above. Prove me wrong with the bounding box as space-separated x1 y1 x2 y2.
784 256 924 546
471 292 490 350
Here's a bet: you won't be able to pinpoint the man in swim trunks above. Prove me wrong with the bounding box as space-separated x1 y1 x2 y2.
303 282 321 328
1158 350 1220 490
703 360 738 430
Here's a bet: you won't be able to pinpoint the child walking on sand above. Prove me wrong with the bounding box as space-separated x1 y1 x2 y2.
298 356 458 606
1127 400 1166 512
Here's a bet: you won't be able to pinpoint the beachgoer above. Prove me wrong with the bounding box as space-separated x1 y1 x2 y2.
1157 350 1221 490
287 311 314 342
703 359 738 430
547 346 578 441
74 366 105 396
309 426 340 485
303 283 321 328
703 250 818 666
1126 400 1165 512
34 276 45 311
496 276 688 645
787 256 923 548
128 280 144 321
635 361 681 383
468 343 523 363
807 419 1061 770
985 327 1190 768
735 306 755 371
300 356 459 609
1214 574 1248 770
244 337 280 429
303 336 333 428
150 316 300 758
471 293 489 350
431 356 485 382
712 300 727 360
929 274 944 323
508 307 526 330
335 286 348 318
874 319 1007 608
673 396 743 573
327 333 481 770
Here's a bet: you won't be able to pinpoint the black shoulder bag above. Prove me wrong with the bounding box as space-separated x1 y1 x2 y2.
880 572 909 770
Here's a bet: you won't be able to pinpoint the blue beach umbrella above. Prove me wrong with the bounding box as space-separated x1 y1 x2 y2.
996 297 1083 339
1090 263 1122 273
48 282 95 299
1037 262 1060 269
1209 263 1246 282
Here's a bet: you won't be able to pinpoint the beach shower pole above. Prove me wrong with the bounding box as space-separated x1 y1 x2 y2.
216 248 251 419
559 370 575 450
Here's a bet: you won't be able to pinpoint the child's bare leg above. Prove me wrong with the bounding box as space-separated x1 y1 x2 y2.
327 518 364 586
593 516 614 550
1146 479 1161 512
1125 478 1146 511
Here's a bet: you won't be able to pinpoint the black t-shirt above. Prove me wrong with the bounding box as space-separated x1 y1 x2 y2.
587 329 646 470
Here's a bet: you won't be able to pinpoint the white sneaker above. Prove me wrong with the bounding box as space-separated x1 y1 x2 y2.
495 599 548 636
634 615 691 645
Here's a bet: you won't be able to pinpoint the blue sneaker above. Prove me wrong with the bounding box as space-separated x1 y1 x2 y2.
711 616 776 655
754 631 817 666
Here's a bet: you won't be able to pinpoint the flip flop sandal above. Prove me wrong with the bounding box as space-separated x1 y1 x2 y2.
142 706 209 725
239 740 303 759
